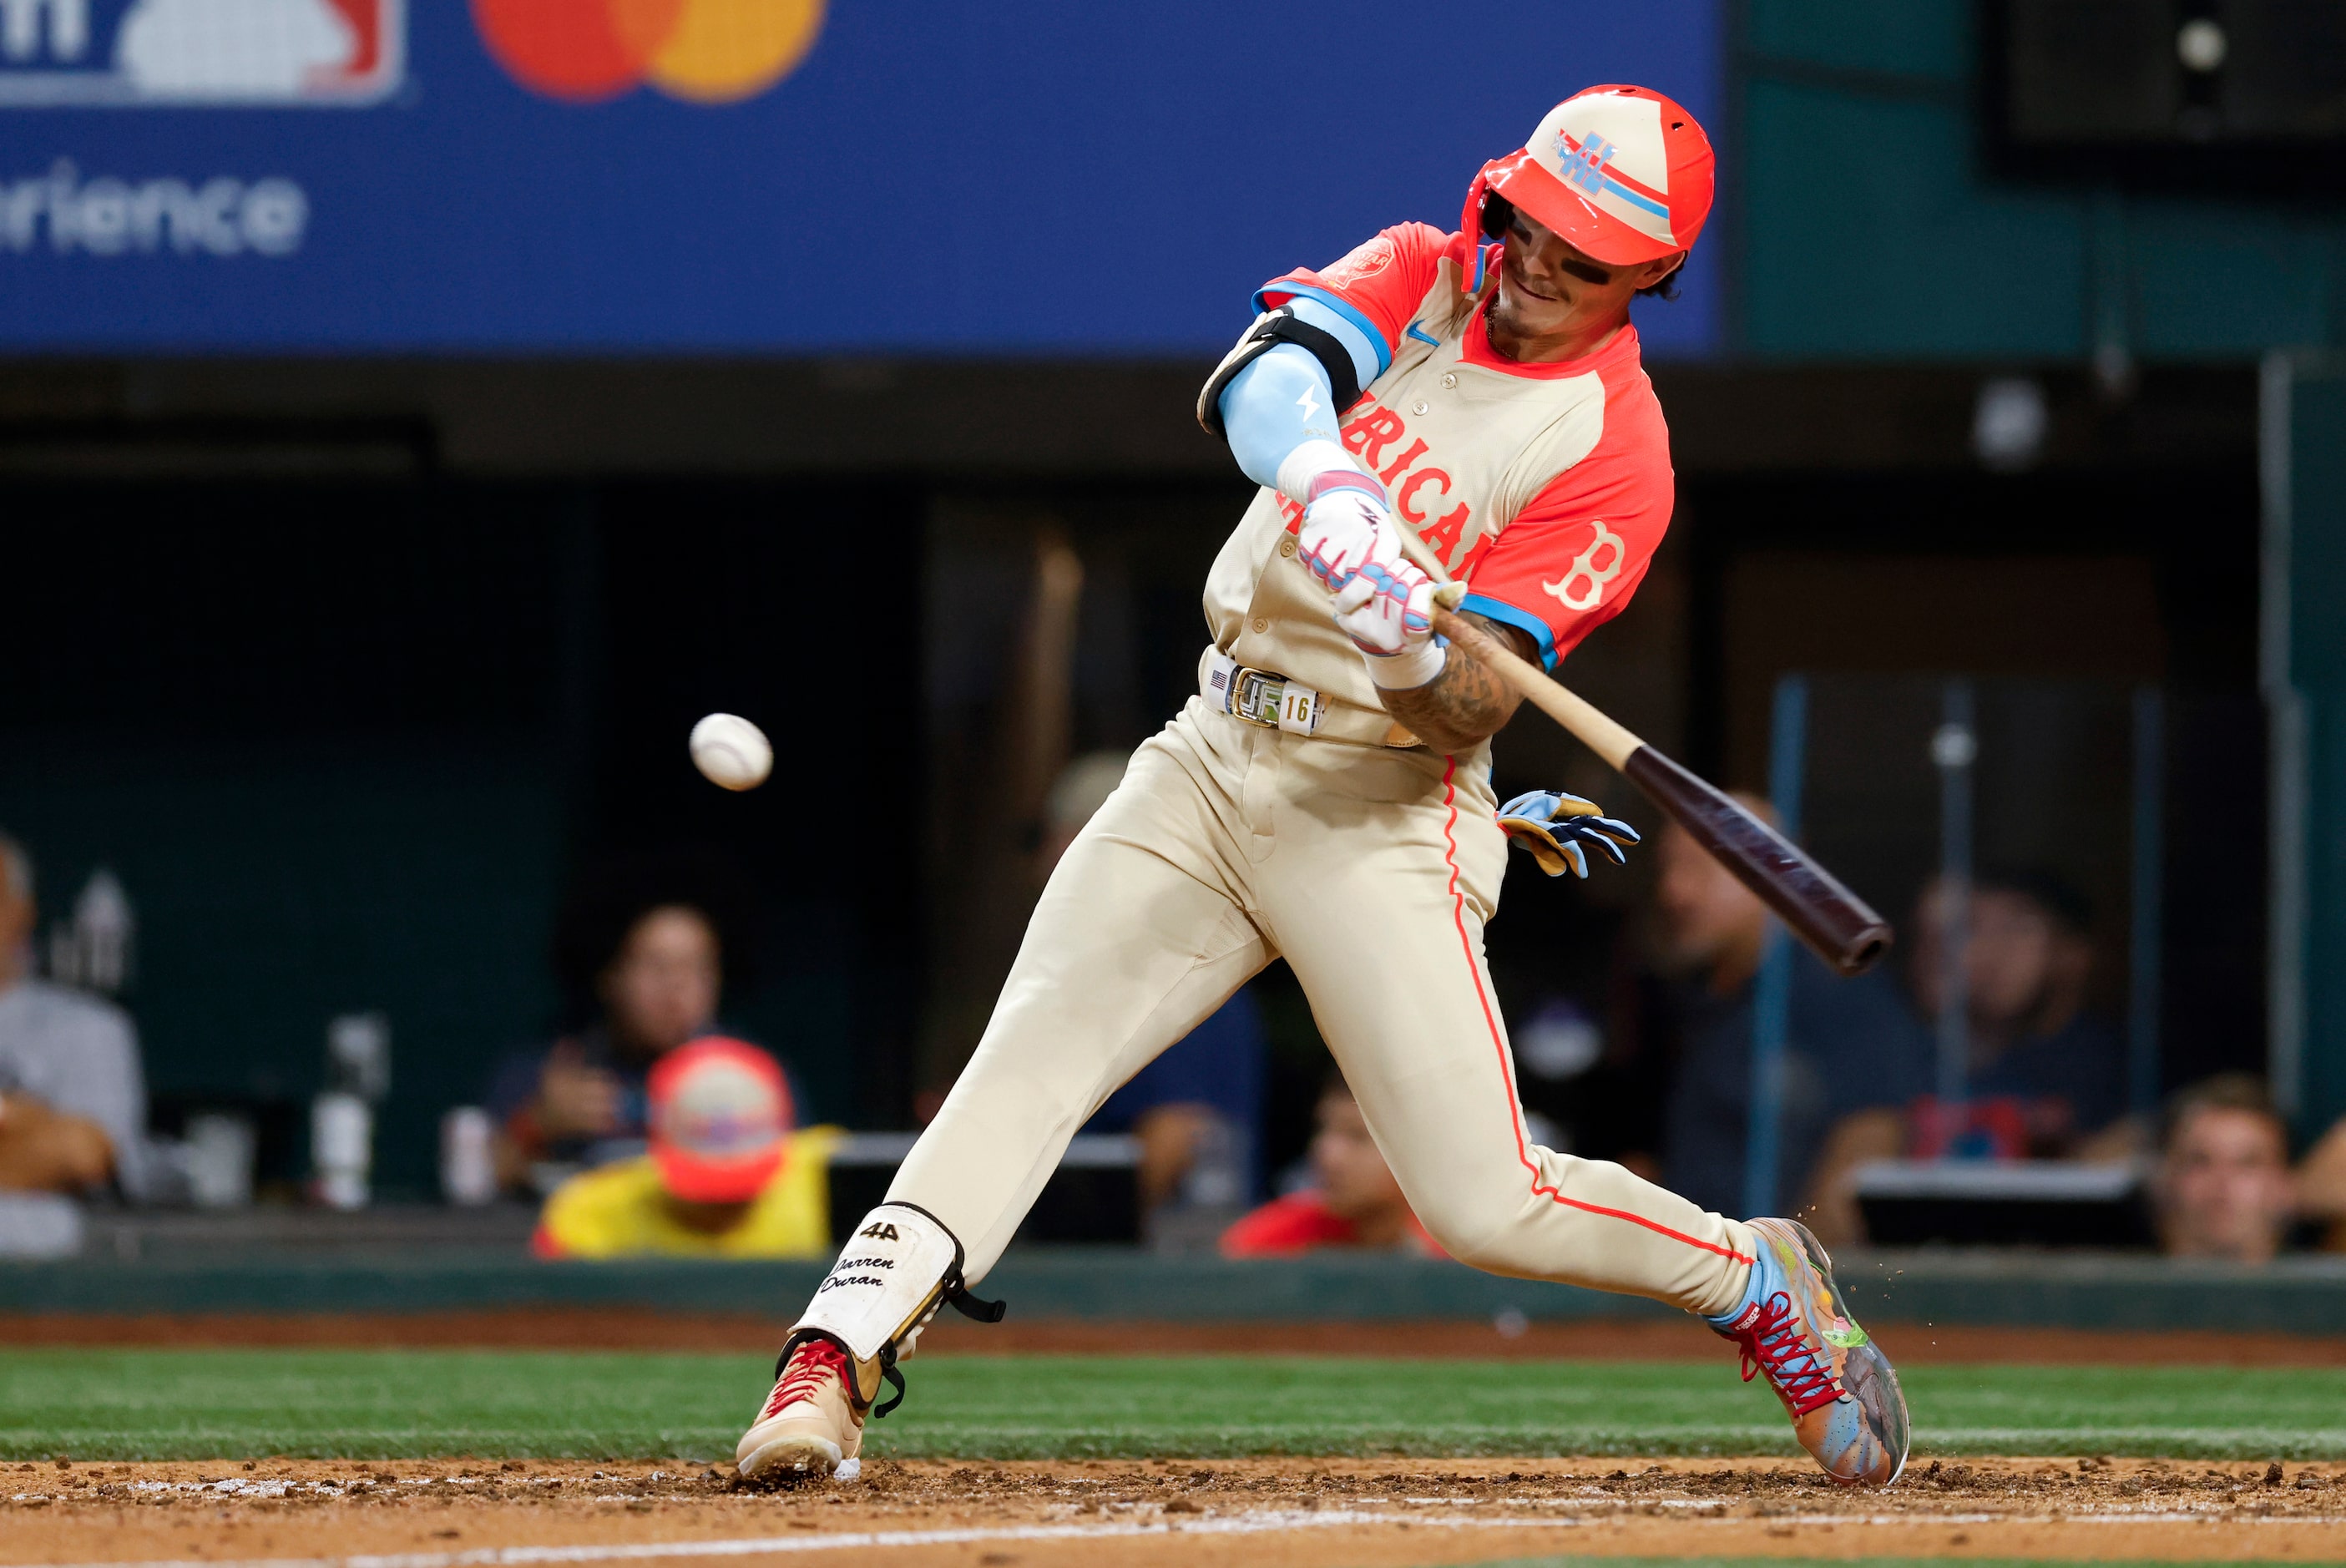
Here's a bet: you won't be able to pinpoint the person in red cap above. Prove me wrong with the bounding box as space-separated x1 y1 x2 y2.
533 1037 840 1260
737 88 1909 1490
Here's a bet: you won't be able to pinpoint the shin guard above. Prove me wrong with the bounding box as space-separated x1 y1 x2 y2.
781 1201 1003 1417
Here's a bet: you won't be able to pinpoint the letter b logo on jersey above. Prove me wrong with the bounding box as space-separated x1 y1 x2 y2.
1543 521 1626 613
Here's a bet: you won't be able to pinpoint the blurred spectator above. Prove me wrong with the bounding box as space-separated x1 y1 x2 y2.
0 832 153 1203
1090 992 1264 1214
1636 803 1929 1222
2298 1112 2346 1252
1059 751 1267 1224
2154 1075 2294 1263
1504 996 1615 1162
1904 869 2127 1156
488 858 755 1195
534 1037 839 1259
1221 1075 1439 1257
1808 868 2133 1242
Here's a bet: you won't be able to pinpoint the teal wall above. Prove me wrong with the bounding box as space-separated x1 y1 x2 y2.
0 740 564 1195
2280 366 2346 1135
1738 0 2346 362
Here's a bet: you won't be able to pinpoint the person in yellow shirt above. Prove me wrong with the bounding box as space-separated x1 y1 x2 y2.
534 1035 840 1259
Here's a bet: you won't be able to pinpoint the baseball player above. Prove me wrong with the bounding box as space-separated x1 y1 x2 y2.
738 86 1909 1487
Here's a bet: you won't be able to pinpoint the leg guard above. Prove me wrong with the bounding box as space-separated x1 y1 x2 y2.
781 1201 1004 1418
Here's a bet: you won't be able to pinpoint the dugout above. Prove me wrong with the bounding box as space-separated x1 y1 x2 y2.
0 352 2277 1202
2 0 2343 1216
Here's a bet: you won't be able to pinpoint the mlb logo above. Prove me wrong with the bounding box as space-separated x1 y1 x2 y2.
0 0 403 106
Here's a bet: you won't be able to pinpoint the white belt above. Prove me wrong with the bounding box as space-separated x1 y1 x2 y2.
1202 649 1322 736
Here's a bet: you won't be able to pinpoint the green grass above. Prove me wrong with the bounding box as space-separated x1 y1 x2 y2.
2 1349 2341 1463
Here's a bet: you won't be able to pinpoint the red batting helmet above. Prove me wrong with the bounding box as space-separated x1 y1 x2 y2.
1461 84 1715 279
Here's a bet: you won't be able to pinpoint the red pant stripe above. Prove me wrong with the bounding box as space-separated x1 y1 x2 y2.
1435 755 1755 1267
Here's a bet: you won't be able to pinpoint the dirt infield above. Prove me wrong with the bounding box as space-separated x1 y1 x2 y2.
11 1309 2346 1366
6 1456 2345 1565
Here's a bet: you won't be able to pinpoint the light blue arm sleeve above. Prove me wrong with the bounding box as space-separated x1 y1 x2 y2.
1220 344 1337 490
1214 292 1390 491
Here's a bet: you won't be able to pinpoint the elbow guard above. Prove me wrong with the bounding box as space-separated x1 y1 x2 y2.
1196 305 1363 439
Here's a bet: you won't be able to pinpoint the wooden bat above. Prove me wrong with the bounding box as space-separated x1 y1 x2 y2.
1388 533 1892 977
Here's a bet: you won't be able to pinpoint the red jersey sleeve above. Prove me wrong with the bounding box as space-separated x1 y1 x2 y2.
1256 223 1459 361
1459 369 1675 669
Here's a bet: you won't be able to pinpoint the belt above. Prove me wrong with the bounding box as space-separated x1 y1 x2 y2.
1199 648 1422 748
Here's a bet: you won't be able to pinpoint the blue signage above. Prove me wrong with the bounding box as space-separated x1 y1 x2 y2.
0 1 1722 355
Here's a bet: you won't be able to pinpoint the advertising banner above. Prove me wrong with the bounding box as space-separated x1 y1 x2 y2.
0 1 1721 354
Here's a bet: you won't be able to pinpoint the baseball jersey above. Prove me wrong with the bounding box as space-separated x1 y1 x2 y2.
1203 222 1674 723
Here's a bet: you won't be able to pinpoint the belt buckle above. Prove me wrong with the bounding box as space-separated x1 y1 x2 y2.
1231 665 1285 729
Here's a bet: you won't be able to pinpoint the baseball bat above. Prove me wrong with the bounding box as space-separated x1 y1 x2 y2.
1387 534 1892 976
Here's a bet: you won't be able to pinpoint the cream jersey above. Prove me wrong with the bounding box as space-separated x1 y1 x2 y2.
1203 222 1675 736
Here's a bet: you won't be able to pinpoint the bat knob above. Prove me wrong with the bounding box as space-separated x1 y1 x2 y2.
1432 581 1468 609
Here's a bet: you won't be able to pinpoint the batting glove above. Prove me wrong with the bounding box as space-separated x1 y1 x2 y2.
1297 483 1446 689
1497 789 1642 878
1330 558 1442 683
1294 482 1397 591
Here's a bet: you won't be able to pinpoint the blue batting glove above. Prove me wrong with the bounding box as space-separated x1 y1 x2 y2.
1497 790 1642 879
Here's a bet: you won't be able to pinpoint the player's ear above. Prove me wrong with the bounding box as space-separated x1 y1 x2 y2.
1636 253 1686 291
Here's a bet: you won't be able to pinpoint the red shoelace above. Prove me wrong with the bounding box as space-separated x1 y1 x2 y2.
1731 1291 1844 1417
761 1339 852 1419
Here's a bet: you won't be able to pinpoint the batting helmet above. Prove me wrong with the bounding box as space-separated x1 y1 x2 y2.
1460 85 1715 279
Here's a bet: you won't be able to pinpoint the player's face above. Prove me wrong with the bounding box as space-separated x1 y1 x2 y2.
1492 209 1684 345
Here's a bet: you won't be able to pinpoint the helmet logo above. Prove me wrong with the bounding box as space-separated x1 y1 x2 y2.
1559 132 1618 197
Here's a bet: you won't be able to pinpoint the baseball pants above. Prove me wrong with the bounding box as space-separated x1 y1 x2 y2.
888 695 1757 1318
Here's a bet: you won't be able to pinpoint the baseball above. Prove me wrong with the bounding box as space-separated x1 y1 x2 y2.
690 713 772 792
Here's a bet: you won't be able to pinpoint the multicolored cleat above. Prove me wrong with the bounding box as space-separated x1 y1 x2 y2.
1706 1216 1909 1486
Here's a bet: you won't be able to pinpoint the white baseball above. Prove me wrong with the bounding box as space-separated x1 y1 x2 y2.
690 713 772 792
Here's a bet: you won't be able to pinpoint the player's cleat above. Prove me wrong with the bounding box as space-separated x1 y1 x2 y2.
1706 1216 1909 1486
735 1337 865 1481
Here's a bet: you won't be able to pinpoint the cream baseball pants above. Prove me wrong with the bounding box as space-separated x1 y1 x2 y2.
887 696 1757 1317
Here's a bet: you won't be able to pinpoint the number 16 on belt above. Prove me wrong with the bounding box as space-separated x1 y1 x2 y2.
1205 650 1323 736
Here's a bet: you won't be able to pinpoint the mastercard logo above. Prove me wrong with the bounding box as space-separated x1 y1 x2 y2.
473 0 826 104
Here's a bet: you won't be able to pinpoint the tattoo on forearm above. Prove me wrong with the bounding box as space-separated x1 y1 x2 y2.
1378 613 1531 751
